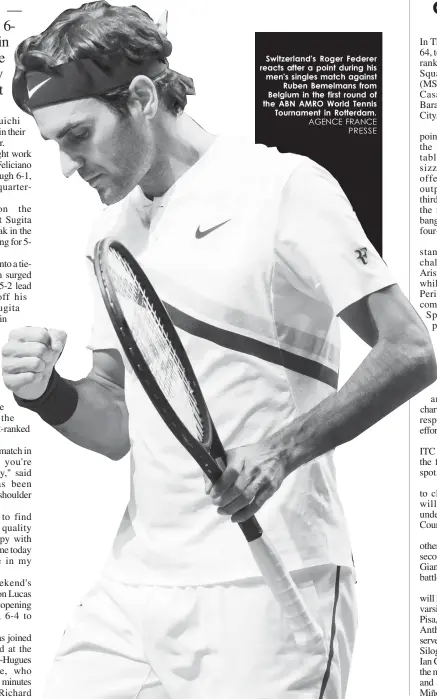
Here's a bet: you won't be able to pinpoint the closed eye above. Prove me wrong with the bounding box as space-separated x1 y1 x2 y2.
65 128 90 145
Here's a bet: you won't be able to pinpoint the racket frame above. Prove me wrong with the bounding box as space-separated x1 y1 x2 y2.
93 236 325 647
94 237 262 539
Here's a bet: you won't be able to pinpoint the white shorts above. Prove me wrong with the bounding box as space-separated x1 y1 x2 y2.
43 565 357 699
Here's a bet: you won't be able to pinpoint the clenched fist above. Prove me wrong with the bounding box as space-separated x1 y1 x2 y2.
2 327 67 401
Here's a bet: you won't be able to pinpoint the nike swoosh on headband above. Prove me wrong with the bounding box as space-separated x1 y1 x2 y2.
195 219 231 239
28 77 52 99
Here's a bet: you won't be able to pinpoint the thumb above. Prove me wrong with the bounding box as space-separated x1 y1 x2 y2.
156 9 168 36
203 471 213 495
47 328 67 364
203 455 226 495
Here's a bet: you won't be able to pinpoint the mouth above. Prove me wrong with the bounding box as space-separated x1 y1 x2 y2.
84 175 102 187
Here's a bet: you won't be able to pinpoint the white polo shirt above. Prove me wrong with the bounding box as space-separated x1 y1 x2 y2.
87 135 394 585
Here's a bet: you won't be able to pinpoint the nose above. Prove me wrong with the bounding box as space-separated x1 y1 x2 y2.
59 149 84 178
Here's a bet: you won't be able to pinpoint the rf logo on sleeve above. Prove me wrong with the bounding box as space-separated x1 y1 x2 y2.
355 247 368 265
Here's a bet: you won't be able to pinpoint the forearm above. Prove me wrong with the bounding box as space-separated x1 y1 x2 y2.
53 373 130 461
289 330 437 473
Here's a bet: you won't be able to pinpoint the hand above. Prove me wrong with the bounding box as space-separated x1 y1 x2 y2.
206 424 298 523
2 327 67 401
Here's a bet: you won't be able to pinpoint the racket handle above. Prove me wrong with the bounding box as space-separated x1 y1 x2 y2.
213 453 264 541
209 429 323 645
210 430 264 542
248 534 325 648
239 517 263 542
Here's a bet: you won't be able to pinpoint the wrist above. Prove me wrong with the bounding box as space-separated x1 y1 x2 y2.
284 416 319 476
14 370 79 426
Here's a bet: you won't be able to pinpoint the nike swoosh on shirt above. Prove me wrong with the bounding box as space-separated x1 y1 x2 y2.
28 77 52 99
195 219 231 239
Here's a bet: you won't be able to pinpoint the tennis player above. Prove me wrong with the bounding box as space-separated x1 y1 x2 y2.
2 3 435 698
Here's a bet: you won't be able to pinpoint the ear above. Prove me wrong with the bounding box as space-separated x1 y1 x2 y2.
156 9 168 36
128 75 159 119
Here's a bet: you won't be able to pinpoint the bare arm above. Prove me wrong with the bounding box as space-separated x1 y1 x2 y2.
2 327 130 461
209 284 437 522
288 283 437 468
54 349 130 461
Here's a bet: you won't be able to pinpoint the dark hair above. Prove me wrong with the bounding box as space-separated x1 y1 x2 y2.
13 1 195 116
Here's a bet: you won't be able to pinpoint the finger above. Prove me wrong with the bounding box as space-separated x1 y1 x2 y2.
230 486 272 523
2 356 46 375
205 453 227 494
214 472 262 512
217 490 254 516
2 342 53 360
203 471 213 494
2 372 41 392
156 9 168 36
8 327 51 346
209 464 241 499
212 477 248 508
212 466 260 509
48 328 67 357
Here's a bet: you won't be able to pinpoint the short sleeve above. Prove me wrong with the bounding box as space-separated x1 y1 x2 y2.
276 159 396 315
85 253 120 352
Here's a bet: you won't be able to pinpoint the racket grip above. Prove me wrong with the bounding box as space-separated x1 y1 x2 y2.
209 431 264 542
248 534 325 648
210 430 324 646
239 517 263 542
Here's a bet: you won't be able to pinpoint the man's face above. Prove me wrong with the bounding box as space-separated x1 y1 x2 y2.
33 97 155 205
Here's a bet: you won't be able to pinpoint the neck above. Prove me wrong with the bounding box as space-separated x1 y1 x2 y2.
139 113 216 200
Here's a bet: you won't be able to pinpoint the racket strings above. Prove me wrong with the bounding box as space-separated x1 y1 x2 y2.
107 250 204 440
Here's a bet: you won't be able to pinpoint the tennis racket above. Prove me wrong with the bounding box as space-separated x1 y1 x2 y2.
93 236 325 648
